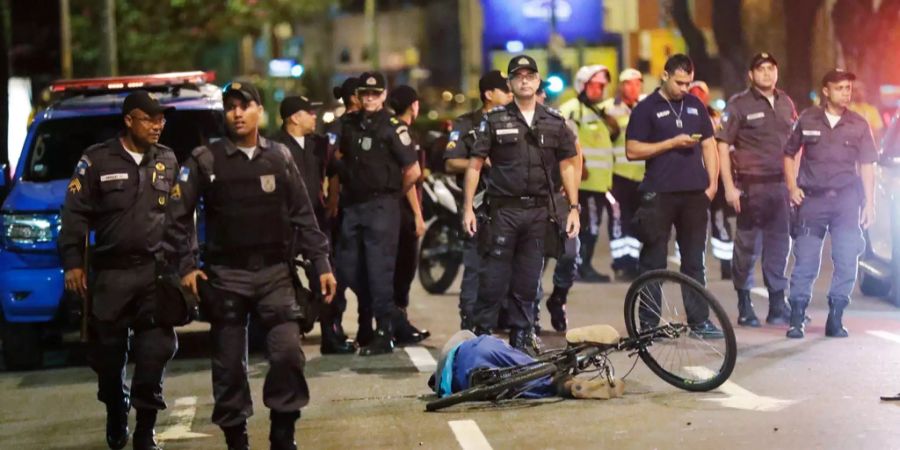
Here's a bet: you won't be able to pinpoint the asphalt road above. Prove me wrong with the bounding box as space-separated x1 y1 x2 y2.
3 237 900 449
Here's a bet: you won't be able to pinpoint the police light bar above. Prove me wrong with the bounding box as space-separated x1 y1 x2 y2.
50 71 216 93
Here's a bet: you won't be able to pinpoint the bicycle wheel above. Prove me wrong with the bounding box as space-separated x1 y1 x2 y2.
623 270 736 392
425 363 557 412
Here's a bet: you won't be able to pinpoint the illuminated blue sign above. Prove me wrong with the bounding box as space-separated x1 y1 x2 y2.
481 0 605 49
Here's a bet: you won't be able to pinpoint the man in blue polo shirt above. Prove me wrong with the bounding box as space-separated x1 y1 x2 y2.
625 54 723 338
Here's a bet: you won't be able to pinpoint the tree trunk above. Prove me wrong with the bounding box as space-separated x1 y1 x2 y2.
782 0 824 108
671 0 717 84
712 0 746 98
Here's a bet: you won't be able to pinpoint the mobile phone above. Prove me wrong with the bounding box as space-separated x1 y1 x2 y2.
690 133 702 140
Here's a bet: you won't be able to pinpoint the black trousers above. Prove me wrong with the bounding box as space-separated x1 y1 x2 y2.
203 264 309 427
394 201 418 309
473 206 547 330
732 181 791 293
635 190 711 324
89 262 178 411
609 175 642 271
578 190 612 271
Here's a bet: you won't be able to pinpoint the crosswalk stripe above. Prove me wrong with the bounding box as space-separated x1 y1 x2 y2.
405 346 437 372
867 330 900 344
449 419 493 450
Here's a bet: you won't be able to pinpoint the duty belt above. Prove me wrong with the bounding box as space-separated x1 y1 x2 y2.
803 184 856 198
737 173 783 184
205 252 286 271
345 190 398 206
93 252 160 270
488 195 549 209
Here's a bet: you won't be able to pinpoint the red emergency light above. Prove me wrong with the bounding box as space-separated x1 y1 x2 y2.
50 71 216 93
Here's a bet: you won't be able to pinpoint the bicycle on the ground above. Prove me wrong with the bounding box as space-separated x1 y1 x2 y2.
426 270 737 411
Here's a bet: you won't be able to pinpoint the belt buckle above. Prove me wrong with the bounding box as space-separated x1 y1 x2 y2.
826 190 838 198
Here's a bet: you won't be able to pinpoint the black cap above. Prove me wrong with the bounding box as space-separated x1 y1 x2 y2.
821 68 856 86
479 70 510 95
749 52 778 70
388 85 418 113
507 54 539 75
280 95 322 120
122 90 173 116
333 76 360 101
223 81 262 105
357 72 386 92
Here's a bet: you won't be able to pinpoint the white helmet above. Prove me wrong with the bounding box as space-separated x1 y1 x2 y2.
574 65 610 93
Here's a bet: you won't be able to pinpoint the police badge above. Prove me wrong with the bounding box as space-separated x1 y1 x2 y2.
260 174 276 193
361 137 372 151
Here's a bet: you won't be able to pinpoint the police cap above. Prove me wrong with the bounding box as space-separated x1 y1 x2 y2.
821 68 856 86
333 76 361 101
122 90 174 116
280 95 322 120
223 81 262 105
388 85 418 113
357 72 386 93
479 70 510 95
507 54 539 75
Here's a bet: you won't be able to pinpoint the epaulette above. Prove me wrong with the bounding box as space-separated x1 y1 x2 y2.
486 105 507 115
390 117 400 125
543 105 564 120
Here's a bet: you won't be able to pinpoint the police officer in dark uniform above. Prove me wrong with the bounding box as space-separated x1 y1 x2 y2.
716 53 798 327
60 90 179 450
333 72 422 355
387 85 431 344
272 95 354 354
783 69 877 339
444 70 512 330
463 55 580 356
625 54 724 338
171 81 336 450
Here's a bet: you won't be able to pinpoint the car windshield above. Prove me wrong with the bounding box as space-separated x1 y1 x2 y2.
23 110 224 182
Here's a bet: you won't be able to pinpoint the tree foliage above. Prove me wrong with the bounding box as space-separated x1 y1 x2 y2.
832 0 900 90
71 0 332 76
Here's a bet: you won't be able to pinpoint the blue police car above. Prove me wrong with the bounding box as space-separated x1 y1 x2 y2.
0 72 223 369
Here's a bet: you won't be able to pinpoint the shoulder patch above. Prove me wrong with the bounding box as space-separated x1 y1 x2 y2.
390 117 400 125
487 106 507 115
74 156 91 176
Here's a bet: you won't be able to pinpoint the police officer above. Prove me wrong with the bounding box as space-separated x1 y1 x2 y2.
716 53 798 327
601 68 645 281
444 70 512 330
559 65 615 283
325 77 361 345
60 90 179 450
463 55 580 355
272 95 355 354
333 72 422 355
388 84 430 344
625 54 724 338
171 81 336 450
783 69 877 339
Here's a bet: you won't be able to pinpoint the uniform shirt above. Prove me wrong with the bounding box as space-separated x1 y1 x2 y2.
336 109 419 202
271 129 328 208
625 90 715 192
717 87 797 176
167 135 331 277
783 106 878 192
471 102 577 197
59 138 177 270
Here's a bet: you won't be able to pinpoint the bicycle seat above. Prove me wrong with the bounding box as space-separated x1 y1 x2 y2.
566 325 620 345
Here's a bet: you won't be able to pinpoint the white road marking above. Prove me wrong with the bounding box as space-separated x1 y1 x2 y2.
867 330 900 344
448 419 493 450
405 346 437 372
685 366 797 412
750 287 768 298
156 396 211 442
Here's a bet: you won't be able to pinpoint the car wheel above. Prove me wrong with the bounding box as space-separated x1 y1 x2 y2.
859 268 890 297
2 321 44 370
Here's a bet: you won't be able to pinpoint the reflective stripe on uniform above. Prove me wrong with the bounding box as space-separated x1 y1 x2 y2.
583 147 614 157
610 237 642 259
585 160 613 169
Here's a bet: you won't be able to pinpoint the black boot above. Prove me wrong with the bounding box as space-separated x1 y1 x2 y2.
320 319 355 355
133 409 158 450
532 299 543 336
825 297 850 338
509 328 541 357
721 260 732 280
105 397 130 450
394 309 431 345
270 411 300 450
765 290 790 325
578 266 611 283
786 300 807 339
547 286 570 332
736 289 760 327
359 320 394 356
222 422 249 450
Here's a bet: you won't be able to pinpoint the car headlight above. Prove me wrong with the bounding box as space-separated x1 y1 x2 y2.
1 214 60 245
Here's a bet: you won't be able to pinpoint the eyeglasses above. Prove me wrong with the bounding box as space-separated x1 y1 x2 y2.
511 72 539 83
130 115 166 126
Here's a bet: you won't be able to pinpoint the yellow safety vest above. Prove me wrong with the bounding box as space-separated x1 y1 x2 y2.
601 98 645 182
559 97 613 193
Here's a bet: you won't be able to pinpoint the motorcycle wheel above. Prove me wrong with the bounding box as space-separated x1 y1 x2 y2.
418 218 463 294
